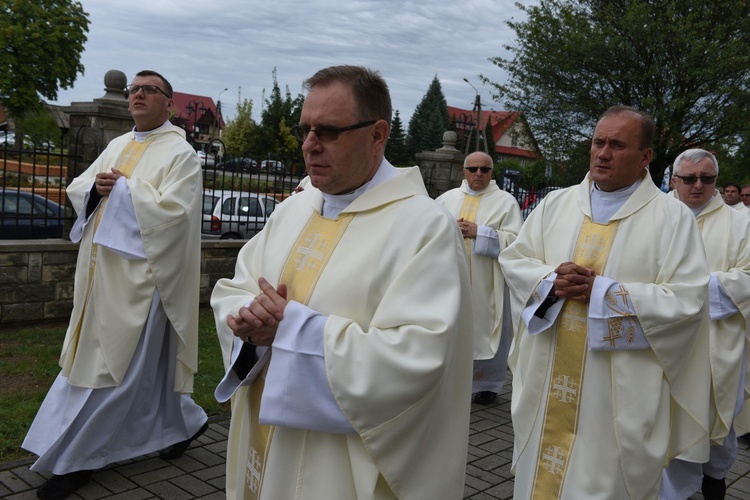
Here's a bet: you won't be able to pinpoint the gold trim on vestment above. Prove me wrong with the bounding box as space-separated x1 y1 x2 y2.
244 211 355 498
459 193 482 276
531 217 619 498
62 139 153 375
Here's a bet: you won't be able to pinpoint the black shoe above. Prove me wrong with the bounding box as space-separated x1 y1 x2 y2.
701 474 726 500
473 391 498 405
37 470 92 500
159 421 209 460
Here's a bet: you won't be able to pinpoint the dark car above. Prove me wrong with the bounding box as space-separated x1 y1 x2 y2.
216 157 260 173
1 189 64 239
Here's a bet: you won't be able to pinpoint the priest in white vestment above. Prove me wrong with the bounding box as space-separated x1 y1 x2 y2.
436 151 522 405
23 71 208 500
661 149 750 500
212 65 473 500
499 106 710 499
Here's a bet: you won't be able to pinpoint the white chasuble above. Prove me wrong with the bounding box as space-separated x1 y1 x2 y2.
243 212 354 499
212 165 474 500
500 172 710 499
436 180 522 359
532 217 618 498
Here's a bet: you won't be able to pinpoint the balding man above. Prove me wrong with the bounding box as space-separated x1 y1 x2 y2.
436 151 522 405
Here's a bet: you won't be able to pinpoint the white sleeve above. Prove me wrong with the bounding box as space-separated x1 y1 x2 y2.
259 300 356 434
92 177 147 260
587 276 648 351
69 180 97 243
473 225 501 258
709 272 741 320
521 273 565 335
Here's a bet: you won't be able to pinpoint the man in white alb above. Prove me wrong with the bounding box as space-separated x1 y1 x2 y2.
23 70 208 500
661 149 750 500
211 65 473 500
499 106 711 499
436 151 522 405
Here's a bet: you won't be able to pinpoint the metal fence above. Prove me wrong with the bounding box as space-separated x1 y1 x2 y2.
0 137 560 239
0 136 308 240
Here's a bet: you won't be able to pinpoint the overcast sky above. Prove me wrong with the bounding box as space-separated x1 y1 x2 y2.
51 0 533 125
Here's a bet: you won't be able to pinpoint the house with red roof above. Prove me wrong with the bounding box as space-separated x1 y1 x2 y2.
448 106 540 164
171 92 226 152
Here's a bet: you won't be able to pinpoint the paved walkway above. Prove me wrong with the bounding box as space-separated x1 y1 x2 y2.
2 379 750 499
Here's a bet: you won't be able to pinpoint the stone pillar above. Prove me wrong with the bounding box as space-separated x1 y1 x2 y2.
64 70 133 177
416 131 465 199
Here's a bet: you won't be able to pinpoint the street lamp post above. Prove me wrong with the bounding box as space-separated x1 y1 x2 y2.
216 88 228 138
463 78 487 155
185 100 207 148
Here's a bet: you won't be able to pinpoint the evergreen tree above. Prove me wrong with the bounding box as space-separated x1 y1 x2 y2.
248 68 304 166
385 110 410 165
407 76 451 157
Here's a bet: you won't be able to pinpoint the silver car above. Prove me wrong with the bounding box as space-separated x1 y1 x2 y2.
201 189 279 239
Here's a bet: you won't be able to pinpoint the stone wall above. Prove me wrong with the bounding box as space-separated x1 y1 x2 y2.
0 240 245 325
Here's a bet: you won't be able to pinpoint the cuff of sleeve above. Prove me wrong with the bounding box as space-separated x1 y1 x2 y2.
588 277 648 351
522 273 564 335
473 225 501 257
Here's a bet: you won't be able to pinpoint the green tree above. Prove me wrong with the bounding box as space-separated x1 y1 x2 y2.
385 110 410 165
15 107 61 149
0 0 89 119
249 68 304 166
407 76 451 157
484 0 750 184
222 99 256 156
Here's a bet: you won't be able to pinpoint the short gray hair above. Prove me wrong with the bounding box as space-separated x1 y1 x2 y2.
463 151 493 169
672 149 719 177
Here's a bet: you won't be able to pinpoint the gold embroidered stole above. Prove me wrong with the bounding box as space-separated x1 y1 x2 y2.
459 193 482 275
531 217 619 499
64 139 152 371
244 211 355 499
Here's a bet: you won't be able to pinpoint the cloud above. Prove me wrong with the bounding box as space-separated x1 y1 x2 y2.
52 0 530 124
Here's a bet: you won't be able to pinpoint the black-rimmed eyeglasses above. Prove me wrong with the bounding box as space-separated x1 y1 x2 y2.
124 84 171 98
292 120 376 143
674 174 717 185
465 167 492 174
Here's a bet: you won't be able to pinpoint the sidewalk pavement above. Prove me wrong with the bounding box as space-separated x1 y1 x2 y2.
2 378 750 499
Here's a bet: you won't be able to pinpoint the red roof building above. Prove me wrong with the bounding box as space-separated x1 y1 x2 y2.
448 106 540 164
171 92 226 151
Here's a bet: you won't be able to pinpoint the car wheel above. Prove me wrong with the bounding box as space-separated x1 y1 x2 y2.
220 233 241 240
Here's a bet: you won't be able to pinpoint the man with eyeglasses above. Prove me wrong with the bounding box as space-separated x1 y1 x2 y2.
741 185 750 206
211 65 473 499
436 151 522 406
23 70 208 499
499 106 710 499
661 149 750 500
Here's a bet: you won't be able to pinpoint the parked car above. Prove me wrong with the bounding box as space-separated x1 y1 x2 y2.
202 189 279 239
196 150 215 167
216 157 260 173
0 132 15 148
1 189 64 239
262 160 286 174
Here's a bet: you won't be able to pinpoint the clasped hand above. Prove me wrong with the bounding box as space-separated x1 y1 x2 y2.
95 168 124 196
227 277 288 346
553 261 595 302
